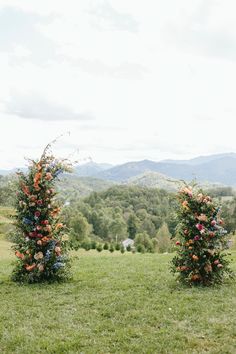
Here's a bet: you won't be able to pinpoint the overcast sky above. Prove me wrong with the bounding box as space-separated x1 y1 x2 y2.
0 0 236 169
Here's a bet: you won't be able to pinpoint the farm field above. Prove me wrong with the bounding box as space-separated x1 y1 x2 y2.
0 239 236 354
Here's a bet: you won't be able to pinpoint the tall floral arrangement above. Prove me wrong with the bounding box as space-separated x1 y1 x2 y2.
171 185 232 286
12 144 72 283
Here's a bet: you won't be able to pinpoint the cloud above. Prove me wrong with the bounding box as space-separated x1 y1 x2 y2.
65 57 148 80
0 7 57 65
88 0 139 33
167 0 236 62
3 92 94 121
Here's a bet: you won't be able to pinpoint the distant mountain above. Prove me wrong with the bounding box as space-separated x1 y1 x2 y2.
126 171 226 192
57 175 115 201
162 153 236 166
126 172 180 191
0 167 27 176
73 162 113 177
95 153 236 186
1 153 236 186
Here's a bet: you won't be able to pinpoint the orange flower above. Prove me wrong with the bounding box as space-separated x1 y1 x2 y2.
15 251 25 260
192 255 199 261
21 183 30 196
55 223 63 230
191 274 201 281
182 200 189 210
50 207 61 217
41 236 51 245
197 214 208 222
34 172 42 191
25 263 36 271
45 172 53 181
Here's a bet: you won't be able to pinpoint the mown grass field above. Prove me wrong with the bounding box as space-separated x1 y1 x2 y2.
0 238 236 354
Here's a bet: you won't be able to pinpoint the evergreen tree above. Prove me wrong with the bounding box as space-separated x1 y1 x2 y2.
156 223 172 253
171 185 233 286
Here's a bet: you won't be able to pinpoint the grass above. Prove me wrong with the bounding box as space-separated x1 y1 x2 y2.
0 241 236 353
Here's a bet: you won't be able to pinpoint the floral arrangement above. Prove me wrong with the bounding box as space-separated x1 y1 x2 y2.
12 144 72 283
171 185 233 286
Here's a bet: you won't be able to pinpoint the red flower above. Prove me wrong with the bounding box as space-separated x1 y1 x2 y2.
35 211 41 218
29 231 37 238
176 241 181 246
196 223 204 231
37 200 43 205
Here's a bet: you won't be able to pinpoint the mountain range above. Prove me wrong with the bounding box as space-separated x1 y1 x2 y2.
80 153 236 186
1 153 236 187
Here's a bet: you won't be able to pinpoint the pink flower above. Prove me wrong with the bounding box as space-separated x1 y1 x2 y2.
37 200 43 205
211 220 217 227
176 241 181 246
196 223 204 231
194 235 200 241
34 211 41 218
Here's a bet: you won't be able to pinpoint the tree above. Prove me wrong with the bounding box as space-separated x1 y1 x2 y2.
127 214 139 239
12 145 72 283
69 213 91 242
134 232 154 252
155 223 172 253
171 185 232 286
109 216 127 242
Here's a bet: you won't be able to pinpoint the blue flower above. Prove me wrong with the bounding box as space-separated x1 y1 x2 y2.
23 217 33 225
54 169 63 178
52 262 64 270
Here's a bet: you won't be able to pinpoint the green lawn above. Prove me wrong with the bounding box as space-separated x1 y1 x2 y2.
0 241 236 354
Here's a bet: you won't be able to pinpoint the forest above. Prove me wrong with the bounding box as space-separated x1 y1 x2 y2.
1 174 236 253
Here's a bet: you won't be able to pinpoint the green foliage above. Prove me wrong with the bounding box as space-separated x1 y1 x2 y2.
155 222 172 253
126 244 132 252
103 242 109 250
135 232 154 253
69 212 92 243
91 240 97 249
136 244 145 253
96 244 103 252
109 244 115 253
0 175 17 206
12 145 72 283
221 197 236 235
65 186 177 244
115 243 121 251
127 214 139 239
171 185 233 286
120 245 125 253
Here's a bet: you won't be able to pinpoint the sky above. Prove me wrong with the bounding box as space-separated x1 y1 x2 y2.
0 0 236 169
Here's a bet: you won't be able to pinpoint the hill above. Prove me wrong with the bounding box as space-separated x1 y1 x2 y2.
95 154 236 186
74 161 113 177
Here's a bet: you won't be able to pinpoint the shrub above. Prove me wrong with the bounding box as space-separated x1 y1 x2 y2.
115 243 121 251
103 242 109 250
109 245 115 253
96 244 103 252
